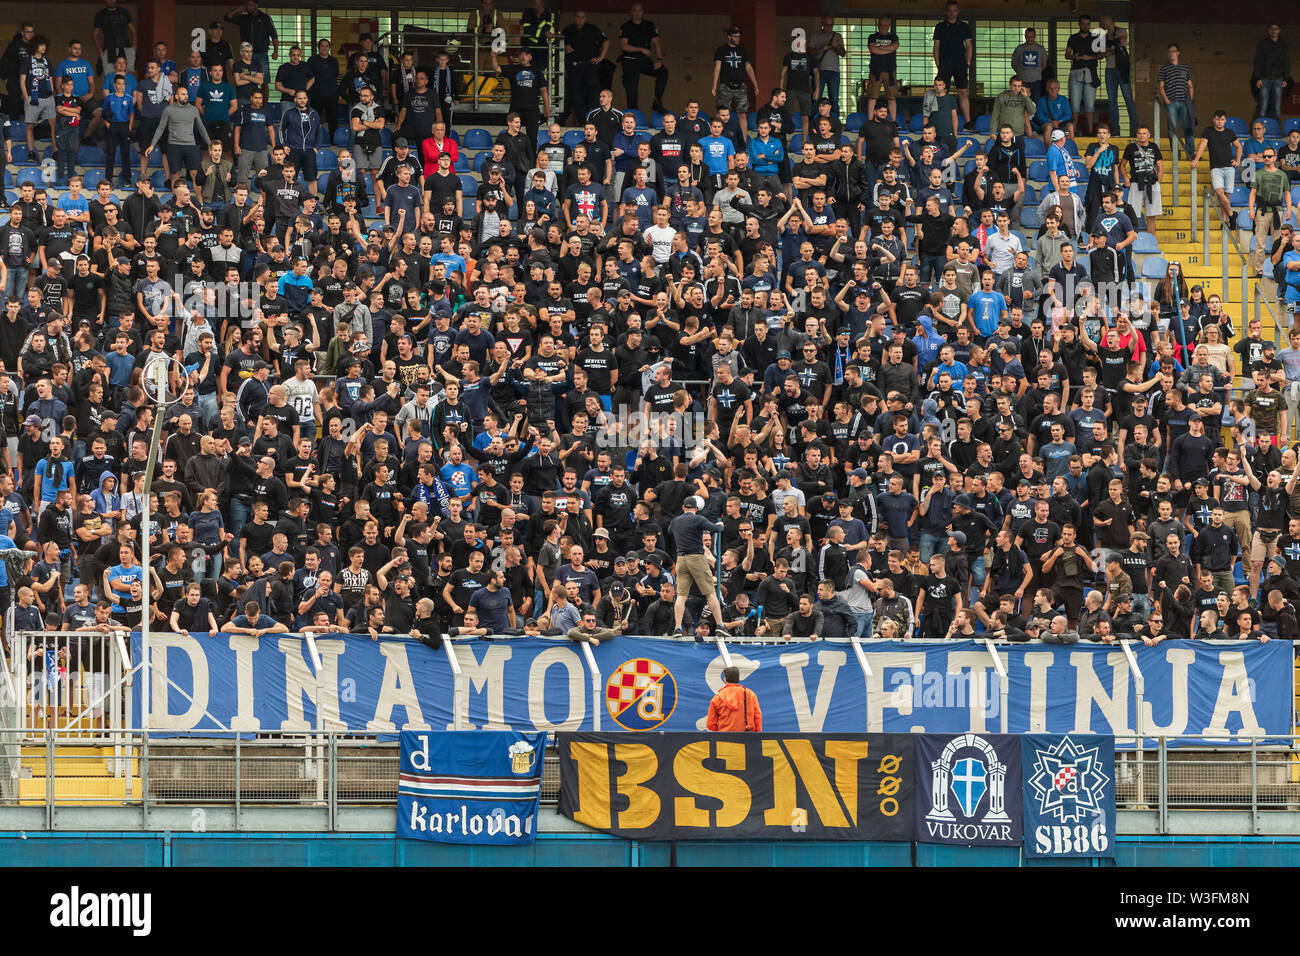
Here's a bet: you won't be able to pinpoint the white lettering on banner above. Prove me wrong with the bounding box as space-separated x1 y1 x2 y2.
527 647 585 731
946 652 1005 732
1023 652 1054 732
1070 651 1132 735
865 653 927 731
695 654 760 730
456 643 514 730
228 635 261 732
49 886 152 937
406 802 531 837
366 643 430 732
778 651 847 732
150 633 209 730
1141 647 1194 736
1203 651 1264 739
926 821 1013 842
278 638 346 731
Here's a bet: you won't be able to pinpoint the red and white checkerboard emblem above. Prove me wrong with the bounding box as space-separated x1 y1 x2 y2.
605 658 677 730
1053 766 1078 792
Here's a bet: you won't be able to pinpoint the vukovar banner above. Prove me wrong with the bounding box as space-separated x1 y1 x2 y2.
129 634 1292 746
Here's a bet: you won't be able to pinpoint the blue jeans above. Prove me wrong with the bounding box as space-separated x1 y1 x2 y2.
194 391 219 430
56 128 78 183
1068 72 1096 114
919 532 946 563
918 253 945 288
1105 69 1135 135
818 71 840 115
1165 100 1195 157
1259 79 1284 120
229 498 251 547
4 265 27 302
853 609 873 638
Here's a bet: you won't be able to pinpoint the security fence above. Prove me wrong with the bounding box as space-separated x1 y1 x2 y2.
3 727 1300 832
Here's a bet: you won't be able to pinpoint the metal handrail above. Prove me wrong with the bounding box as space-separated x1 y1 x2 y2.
1203 184 1288 343
373 27 565 116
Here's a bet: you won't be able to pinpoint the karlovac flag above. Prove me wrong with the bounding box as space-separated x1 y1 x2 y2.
396 731 547 845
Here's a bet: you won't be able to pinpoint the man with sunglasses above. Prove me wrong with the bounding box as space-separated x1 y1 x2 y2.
1248 147 1293 279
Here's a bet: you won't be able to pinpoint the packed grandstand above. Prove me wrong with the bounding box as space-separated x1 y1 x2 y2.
0 0 1295 677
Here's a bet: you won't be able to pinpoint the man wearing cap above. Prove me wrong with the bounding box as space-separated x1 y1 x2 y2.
667 496 727 637
712 27 758 128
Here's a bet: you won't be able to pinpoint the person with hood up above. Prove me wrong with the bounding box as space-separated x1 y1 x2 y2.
706 665 762 731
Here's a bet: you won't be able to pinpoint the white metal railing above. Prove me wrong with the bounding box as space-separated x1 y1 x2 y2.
11 630 128 741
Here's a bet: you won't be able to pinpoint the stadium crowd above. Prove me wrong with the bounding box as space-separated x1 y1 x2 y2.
0 0 1297 657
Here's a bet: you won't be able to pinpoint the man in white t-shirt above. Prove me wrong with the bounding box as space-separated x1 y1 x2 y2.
643 205 677 265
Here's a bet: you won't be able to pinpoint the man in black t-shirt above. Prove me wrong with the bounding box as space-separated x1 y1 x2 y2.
932 1 973 130
618 4 667 113
1191 110 1242 224
492 48 549 147
712 26 757 121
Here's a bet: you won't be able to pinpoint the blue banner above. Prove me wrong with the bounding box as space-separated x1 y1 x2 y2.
1022 734 1116 859
130 634 1292 747
915 734 1022 846
396 730 546 844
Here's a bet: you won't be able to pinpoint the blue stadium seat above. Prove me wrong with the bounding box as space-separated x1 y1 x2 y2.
1132 232 1160 254
380 129 392 147
77 144 106 166
332 128 351 147
535 129 549 148
460 174 477 196
1292 185 1300 206
462 198 476 218
1256 118 1281 136
963 159 976 176
464 128 493 150
626 109 646 128
1236 208 1253 229
1024 138 1046 158
789 134 803 152
1063 138 1079 157
473 152 490 172
1028 160 1048 181
845 112 866 133
974 116 991 135
788 113 802 134
1286 118 1300 135
908 113 924 132
1229 184 1251 207
1019 207 1039 229
898 135 912 154
265 103 282 124
455 154 470 172
446 128 460 143
317 172 330 193
839 134 849 145
317 150 338 171
1140 256 1168 279
1223 117 1248 136
563 129 585 148
82 169 105 188
9 144 27 163
649 111 666 130
15 168 40 187
149 170 165 189
1022 184 1036 204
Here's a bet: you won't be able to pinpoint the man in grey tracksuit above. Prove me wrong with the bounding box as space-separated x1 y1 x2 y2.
146 87 210 187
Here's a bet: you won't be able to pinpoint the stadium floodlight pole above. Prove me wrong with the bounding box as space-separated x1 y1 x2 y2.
140 356 183 735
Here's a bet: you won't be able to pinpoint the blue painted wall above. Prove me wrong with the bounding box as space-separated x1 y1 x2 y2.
4 833 1300 866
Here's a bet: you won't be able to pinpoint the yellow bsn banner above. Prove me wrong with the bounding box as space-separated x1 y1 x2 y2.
556 732 915 840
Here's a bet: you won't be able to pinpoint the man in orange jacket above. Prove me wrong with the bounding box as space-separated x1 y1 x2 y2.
706 666 762 731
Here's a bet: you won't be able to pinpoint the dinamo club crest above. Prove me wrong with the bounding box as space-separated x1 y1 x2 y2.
1026 736 1111 824
605 658 677 730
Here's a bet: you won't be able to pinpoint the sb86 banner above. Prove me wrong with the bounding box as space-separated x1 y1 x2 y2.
556 732 915 841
